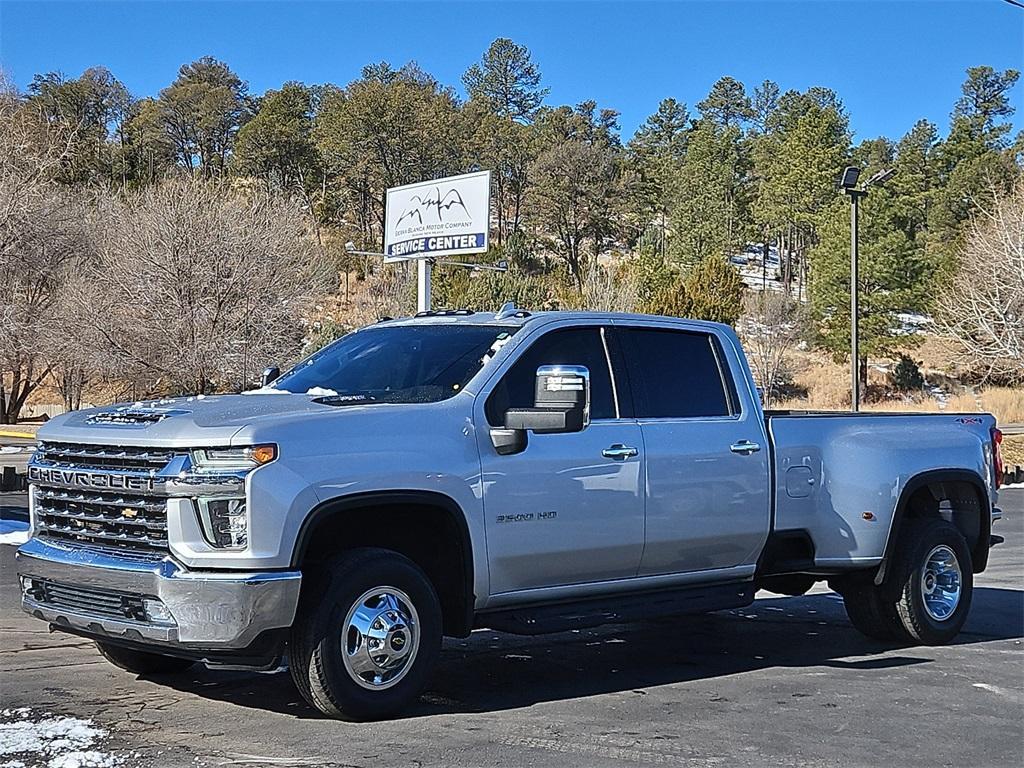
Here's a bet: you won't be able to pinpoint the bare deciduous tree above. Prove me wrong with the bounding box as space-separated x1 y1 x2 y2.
79 177 332 394
0 74 87 422
739 291 805 407
936 179 1024 385
530 140 621 290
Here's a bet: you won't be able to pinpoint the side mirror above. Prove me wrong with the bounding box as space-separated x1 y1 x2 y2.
490 365 590 455
261 366 280 387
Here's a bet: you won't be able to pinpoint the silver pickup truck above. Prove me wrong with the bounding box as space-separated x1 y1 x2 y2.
18 306 1005 720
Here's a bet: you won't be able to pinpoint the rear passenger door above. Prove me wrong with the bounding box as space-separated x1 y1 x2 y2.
618 323 770 577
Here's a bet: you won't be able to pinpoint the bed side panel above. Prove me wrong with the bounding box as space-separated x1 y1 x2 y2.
767 414 993 569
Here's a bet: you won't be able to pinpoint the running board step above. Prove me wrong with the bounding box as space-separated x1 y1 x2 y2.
476 582 755 635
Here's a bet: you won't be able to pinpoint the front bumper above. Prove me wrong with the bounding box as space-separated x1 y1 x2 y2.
15 537 301 649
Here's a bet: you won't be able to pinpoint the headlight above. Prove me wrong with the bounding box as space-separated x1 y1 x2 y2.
196 497 248 549
190 444 277 473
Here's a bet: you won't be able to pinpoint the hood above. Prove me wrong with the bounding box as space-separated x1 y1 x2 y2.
35 393 386 448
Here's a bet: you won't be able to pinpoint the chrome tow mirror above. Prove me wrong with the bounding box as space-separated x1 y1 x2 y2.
491 365 590 455
261 366 281 387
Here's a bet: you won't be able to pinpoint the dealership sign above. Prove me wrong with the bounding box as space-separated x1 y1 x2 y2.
383 171 491 262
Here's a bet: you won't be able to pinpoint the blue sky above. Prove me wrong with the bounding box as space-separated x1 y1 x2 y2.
1 1 1021 143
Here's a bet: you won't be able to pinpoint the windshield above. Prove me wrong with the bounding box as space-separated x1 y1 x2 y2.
272 324 518 404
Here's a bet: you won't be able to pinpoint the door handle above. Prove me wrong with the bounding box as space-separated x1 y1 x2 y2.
602 444 639 460
730 440 761 455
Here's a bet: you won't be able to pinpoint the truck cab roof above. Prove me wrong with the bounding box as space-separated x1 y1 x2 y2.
375 307 734 335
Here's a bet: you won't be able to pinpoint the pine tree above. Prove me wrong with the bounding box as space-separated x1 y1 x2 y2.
697 76 753 129
752 88 851 288
679 254 746 325
929 67 1020 266
462 38 549 122
628 98 691 252
667 119 748 265
233 82 319 189
809 137 937 379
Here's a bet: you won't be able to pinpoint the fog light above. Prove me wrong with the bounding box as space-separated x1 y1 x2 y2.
143 598 174 624
196 497 248 549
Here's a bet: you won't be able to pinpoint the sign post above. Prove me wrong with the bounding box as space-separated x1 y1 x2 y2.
416 258 431 313
384 170 492 312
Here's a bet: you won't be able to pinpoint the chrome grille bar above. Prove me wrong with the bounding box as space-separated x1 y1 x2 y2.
35 488 167 512
36 441 176 471
35 506 167 531
34 521 168 550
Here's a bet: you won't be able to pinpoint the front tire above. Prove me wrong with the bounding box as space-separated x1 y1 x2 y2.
95 641 195 675
289 548 442 721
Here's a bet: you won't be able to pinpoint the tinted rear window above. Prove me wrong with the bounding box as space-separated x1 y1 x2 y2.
621 328 733 418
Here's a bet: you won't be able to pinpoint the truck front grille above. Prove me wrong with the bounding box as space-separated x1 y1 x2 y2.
23 578 147 621
31 441 184 554
33 487 169 552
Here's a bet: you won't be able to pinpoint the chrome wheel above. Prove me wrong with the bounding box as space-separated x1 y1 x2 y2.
341 587 420 690
920 545 962 621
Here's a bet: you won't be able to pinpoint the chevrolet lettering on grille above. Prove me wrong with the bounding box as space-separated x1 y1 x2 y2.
28 466 156 492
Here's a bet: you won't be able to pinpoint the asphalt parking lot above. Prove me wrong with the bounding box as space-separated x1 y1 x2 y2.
1 489 1022 768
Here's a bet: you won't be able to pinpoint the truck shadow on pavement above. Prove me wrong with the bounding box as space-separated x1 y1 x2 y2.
153 586 1024 720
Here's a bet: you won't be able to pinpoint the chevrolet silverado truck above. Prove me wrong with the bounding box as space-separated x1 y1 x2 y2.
18 306 1005 720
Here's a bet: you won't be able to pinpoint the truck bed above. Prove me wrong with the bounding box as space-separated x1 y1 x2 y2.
764 410 996 571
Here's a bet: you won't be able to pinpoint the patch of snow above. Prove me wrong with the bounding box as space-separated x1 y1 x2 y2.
0 446 25 454
0 710 122 768
0 520 29 546
241 387 290 396
48 752 120 768
304 387 339 397
893 312 934 336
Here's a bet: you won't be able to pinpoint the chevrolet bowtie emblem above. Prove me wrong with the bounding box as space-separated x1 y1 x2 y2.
121 508 139 518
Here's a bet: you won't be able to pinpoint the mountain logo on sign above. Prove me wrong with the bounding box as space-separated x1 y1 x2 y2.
396 187 472 226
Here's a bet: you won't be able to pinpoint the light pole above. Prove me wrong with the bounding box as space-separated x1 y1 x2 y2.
838 166 896 412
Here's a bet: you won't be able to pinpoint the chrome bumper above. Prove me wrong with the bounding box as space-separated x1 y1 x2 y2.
15 537 301 649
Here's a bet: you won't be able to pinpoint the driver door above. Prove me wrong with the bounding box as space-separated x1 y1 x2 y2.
476 325 645 597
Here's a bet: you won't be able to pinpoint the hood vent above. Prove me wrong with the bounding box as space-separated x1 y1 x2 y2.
86 408 187 426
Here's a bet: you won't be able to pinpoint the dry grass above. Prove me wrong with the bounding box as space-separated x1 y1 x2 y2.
773 350 1024 425
833 386 1022 424
773 351 851 410
978 388 1024 425
1002 435 1024 467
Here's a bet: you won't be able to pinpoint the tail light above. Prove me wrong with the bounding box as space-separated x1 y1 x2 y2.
992 427 1003 489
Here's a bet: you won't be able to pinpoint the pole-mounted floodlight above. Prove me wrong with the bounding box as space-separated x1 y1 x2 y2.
839 166 861 190
344 242 386 258
840 166 896 412
867 168 897 186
